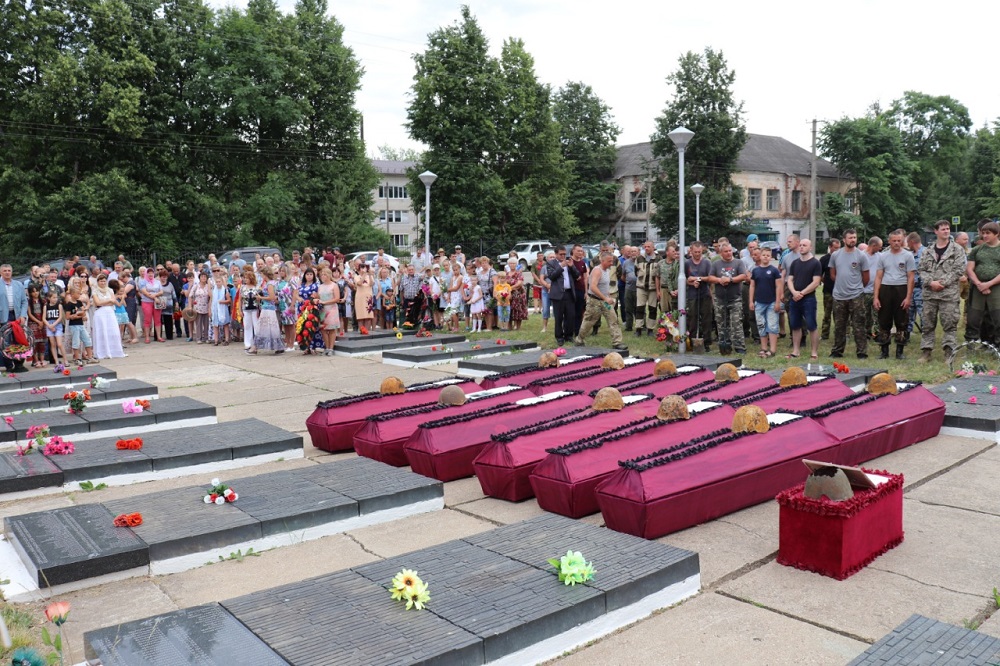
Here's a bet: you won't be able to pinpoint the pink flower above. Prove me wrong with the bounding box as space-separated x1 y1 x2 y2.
3 416 12 426
45 601 71 626
969 396 978 404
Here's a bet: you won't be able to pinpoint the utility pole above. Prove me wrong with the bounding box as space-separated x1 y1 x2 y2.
810 118 817 245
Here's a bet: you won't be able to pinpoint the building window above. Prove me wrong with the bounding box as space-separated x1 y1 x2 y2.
379 210 404 224
766 189 780 211
844 196 855 211
791 191 802 212
815 190 824 210
629 231 647 245
747 188 761 210
630 191 647 213
391 234 409 248
378 185 408 199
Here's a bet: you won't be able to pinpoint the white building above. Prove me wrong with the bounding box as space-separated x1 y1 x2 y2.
371 159 417 251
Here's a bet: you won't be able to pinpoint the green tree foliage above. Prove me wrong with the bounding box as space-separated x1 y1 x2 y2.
553 82 621 237
819 116 920 238
406 7 574 245
968 125 1000 219
817 192 861 239
0 0 377 265
649 47 748 242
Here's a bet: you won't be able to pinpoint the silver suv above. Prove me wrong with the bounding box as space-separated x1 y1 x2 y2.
498 241 553 270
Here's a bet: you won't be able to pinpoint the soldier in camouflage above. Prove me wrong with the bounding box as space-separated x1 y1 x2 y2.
917 220 966 362
709 243 747 354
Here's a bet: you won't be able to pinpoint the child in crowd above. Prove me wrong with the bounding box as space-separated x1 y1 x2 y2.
111 279 134 345
749 247 783 359
64 287 95 367
44 289 65 366
493 273 512 331
467 278 484 332
26 286 47 367
383 288 396 329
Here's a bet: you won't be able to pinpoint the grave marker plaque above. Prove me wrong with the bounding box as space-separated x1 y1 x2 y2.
5 504 148 586
0 452 64 493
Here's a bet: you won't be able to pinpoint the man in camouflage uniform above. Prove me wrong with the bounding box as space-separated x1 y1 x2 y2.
656 242 680 315
633 240 659 336
709 242 747 355
917 220 967 362
830 229 872 358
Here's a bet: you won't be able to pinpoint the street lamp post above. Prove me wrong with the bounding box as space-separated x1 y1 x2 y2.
418 171 437 255
668 126 694 353
691 183 705 242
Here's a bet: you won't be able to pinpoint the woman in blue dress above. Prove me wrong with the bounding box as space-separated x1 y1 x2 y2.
297 267 323 350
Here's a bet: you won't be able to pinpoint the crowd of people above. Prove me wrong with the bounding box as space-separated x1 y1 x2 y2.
1 218 994 371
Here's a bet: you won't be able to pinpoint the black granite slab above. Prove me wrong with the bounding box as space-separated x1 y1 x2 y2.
465 514 699 612
354 540 605 662
2 410 88 442
104 487 261 561
225 470 357 537
228 420 304 458
89 378 158 401
0 391 52 412
4 504 149 587
942 402 1000 433
79 406 156 429
848 614 1000 665
223 570 482 666
457 348 620 374
382 339 538 364
4 365 116 390
335 333 467 355
146 395 216 423
0 452 64 493
342 327 417 340
298 456 442 514
84 603 290 666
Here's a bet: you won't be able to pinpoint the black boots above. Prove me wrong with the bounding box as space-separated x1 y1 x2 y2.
879 344 890 360
896 343 905 360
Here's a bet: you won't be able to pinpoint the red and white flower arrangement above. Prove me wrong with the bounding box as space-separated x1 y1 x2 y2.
63 389 91 414
204 478 238 505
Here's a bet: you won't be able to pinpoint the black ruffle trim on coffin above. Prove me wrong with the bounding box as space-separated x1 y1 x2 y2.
527 358 654 390
315 378 465 409
727 375 840 407
785 381 924 418
547 402 727 456
417 391 582 430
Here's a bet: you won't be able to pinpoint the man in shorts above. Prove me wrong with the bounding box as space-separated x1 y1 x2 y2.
786 239 822 360
749 247 783 358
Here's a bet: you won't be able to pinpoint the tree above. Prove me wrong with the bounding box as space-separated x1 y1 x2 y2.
406 6 574 245
817 192 861 239
376 145 422 162
968 125 1000 219
649 48 747 242
553 82 621 237
819 116 920 238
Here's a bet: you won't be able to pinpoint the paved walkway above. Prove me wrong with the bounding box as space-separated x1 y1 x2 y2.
2 341 997 664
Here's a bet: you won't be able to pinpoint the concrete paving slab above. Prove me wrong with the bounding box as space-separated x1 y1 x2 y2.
977 611 1000 639
906 454 1000 516
864 434 995 487
456 495 547 525
345 507 493 558
61 577 179 664
720 560 984 643
663 501 778 587
154 532 379 609
443 476 485 507
559 591 867 666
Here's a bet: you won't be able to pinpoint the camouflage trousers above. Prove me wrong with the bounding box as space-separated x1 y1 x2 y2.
908 287 923 334
921 297 960 353
863 293 877 340
832 296 868 356
577 296 623 345
714 298 745 353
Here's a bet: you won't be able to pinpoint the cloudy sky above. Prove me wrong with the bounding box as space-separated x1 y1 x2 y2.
208 0 999 156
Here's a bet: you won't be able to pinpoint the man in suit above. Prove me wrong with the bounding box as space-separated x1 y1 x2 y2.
545 246 580 346
0 264 29 371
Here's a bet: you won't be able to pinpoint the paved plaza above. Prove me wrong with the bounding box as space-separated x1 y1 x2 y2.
1 342 998 664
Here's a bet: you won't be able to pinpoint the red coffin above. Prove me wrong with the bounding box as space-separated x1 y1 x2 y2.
610 367 716 399
530 403 736 518
805 383 945 466
525 358 656 396
305 379 478 452
403 391 593 482
472 396 660 502
353 387 534 467
479 355 605 390
596 415 842 539
725 376 856 413
777 472 904 579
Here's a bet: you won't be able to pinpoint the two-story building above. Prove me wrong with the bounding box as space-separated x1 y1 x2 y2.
371 159 417 251
612 134 852 245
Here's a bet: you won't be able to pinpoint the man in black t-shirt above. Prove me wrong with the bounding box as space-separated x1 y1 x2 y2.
787 239 823 359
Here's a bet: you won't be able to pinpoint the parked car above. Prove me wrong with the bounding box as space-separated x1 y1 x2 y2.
219 247 284 269
759 240 782 254
498 241 553 270
346 251 400 272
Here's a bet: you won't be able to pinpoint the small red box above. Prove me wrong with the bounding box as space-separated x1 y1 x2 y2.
776 471 904 580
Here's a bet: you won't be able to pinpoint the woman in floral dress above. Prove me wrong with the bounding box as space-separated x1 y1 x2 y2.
276 264 296 351
297 267 323 352
353 265 375 332
254 266 285 354
507 261 528 331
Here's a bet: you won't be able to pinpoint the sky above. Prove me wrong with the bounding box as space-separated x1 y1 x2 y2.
207 0 1000 157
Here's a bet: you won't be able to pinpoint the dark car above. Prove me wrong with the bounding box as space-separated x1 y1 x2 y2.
219 247 283 268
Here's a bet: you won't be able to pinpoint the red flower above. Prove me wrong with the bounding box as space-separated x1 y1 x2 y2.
126 512 143 527
63 369 71 376
360 325 369 335
116 437 143 450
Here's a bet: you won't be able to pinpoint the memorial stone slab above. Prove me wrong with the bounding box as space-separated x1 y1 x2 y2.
465 513 699 611
146 395 217 423
342 327 416 340
223 570 482 666
458 347 622 374
79 405 156 430
848 614 1000 666
84 603 289 666
90 378 158 401
3 410 88 442
382 339 538 364
334 333 467 355
942 401 1000 433
0 452 64 494
11 365 115 390
298 456 441 514
104 487 260 560
225 470 357 537
228 419 304 457
4 503 149 587
0 391 52 413
48 443 151 482
354 540 605 662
